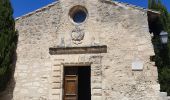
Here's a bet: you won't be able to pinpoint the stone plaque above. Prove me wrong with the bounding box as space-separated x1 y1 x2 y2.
132 58 144 71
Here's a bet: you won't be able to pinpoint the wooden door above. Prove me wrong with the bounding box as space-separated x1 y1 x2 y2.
64 67 78 100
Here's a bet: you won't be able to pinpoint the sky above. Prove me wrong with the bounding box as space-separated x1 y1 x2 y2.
11 0 170 18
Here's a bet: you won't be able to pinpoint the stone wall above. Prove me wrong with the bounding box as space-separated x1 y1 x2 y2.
0 0 161 100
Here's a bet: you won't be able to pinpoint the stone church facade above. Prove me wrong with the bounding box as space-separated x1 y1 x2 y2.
0 0 164 100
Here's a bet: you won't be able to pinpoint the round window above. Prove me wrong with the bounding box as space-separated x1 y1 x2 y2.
69 6 88 24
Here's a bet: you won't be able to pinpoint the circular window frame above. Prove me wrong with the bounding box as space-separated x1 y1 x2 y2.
69 5 88 25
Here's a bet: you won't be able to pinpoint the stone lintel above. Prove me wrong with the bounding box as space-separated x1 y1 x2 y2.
49 45 107 55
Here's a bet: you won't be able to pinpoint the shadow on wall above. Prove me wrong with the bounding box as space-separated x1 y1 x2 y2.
0 40 18 100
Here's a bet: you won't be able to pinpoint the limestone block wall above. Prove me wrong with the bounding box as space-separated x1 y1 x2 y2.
8 2 62 100
53 1 160 99
96 2 160 100
0 0 161 100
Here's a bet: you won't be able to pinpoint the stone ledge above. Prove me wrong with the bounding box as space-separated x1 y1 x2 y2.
49 45 107 55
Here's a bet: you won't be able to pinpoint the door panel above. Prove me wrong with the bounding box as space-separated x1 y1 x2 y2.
65 79 76 94
63 66 91 100
64 68 78 100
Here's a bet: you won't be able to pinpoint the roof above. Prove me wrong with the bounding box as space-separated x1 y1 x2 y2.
15 0 160 21
104 0 160 14
15 1 59 20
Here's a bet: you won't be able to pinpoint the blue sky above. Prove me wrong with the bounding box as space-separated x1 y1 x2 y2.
11 0 170 18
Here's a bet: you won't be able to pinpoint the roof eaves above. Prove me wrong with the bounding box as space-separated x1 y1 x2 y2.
15 1 59 21
15 0 160 21
102 0 160 15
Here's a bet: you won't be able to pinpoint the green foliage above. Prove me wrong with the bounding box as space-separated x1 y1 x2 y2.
159 67 170 95
168 14 170 33
148 0 170 95
0 0 18 91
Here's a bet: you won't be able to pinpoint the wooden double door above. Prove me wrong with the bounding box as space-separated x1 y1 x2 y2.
63 66 91 100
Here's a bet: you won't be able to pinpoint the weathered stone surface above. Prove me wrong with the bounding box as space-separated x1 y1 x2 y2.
0 0 162 100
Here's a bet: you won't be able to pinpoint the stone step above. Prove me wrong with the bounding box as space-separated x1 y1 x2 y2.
160 92 167 97
167 96 170 100
160 92 170 100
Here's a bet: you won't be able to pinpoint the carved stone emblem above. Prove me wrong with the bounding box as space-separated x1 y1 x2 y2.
71 27 84 44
